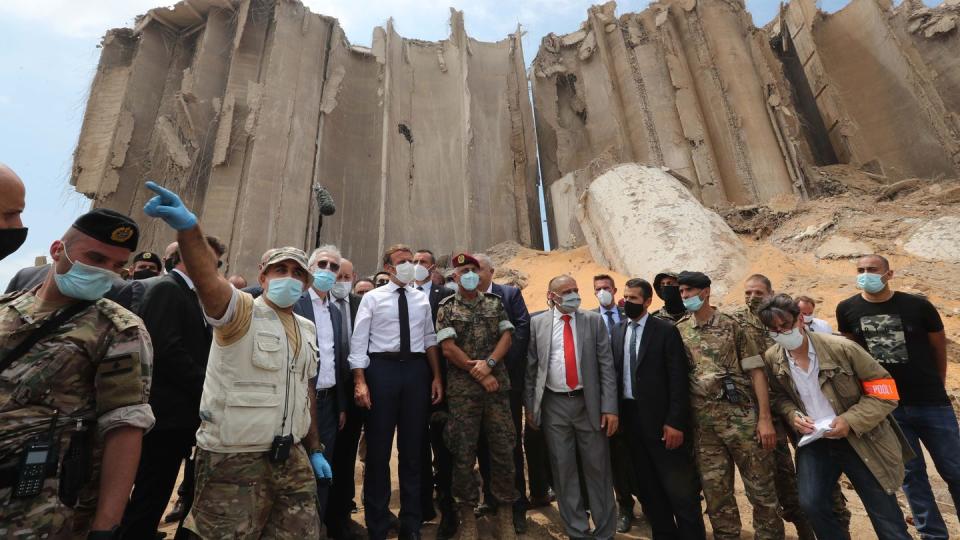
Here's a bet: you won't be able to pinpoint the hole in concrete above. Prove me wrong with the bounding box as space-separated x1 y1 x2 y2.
398 123 414 144
770 31 840 166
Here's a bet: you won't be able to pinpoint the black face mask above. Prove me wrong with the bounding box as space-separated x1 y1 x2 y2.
661 285 685 315
0 227 27 261
133 269 160 280
624 300 646 320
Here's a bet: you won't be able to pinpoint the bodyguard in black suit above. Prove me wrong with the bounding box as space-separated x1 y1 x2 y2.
412 249 457 535
122 238 225 538
295 246 349 524
474 254 533 533
611 278 705 540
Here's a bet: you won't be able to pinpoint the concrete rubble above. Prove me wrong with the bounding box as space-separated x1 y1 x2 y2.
533 0 960 249
71 0 541 275
70 0 960 279
576 164 747 295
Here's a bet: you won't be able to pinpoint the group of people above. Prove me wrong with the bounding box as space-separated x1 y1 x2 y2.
0 166 958 540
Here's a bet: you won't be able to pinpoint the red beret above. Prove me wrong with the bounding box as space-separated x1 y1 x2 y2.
452 252 479 268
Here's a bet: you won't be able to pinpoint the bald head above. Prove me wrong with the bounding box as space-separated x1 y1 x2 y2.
0 163 25 229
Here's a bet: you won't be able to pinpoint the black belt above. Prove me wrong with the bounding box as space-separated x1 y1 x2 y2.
316 386 337 400
546 388 584 397
369 352 427 361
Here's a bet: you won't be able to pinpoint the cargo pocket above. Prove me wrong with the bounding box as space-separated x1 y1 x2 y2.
253 331 284 371
221 389 282 446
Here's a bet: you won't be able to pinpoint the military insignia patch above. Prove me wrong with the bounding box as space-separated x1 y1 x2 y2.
111 226 135 243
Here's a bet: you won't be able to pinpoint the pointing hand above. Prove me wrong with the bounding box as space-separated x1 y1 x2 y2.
143 181 198 230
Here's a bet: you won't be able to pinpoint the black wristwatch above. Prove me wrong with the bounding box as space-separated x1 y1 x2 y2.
87 526 121 540
486 357 497 369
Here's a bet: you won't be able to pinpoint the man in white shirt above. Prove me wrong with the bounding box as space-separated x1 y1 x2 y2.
350 244 444 540
795 295 834 334
294 245 348 528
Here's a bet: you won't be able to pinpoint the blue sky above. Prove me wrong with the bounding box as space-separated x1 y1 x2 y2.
0 0 879 285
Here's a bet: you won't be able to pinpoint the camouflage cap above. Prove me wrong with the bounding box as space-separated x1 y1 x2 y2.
260 246 313 287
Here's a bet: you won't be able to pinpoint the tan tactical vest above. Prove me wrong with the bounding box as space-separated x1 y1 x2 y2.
195 296 318 453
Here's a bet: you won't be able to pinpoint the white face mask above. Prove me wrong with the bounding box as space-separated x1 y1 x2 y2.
394 262 416 284
413 264 430 282
331 281 351 300
770 328 804 351
596 289 613 307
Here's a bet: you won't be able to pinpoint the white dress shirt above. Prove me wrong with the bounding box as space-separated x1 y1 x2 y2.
309 289 337 390
621 313 649 400
547 308 582 392
348 282 438 369
787 340 836 422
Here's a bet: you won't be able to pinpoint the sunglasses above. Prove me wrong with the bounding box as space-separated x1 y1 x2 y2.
375 279 390 286
315 260 340 272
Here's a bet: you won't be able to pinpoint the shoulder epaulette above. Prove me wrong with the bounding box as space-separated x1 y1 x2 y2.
95 298 141 332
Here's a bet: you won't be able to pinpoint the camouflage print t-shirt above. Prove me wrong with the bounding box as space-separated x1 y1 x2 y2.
676 309 764 401
836 291 946 405
0 289 154 463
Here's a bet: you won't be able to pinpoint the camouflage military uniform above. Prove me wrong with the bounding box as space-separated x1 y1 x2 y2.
728 305 851 537
186 445 319 538
435 292 517 507
677 310 783 540
0 289 154 539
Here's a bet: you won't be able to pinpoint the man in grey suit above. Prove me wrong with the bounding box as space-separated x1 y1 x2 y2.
525 274 619 539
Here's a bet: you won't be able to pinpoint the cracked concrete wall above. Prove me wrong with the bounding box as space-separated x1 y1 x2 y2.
71 0 541 276
531 0 804 247
780 0 960 179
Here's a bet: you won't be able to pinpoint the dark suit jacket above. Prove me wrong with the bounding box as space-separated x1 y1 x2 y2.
139 272 211 431
611 314 691 440
5 263 146 312
491 283 530 387
294 292 349 414
424 284 454 323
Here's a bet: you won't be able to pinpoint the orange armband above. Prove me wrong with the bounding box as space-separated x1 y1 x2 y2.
862 378 900 400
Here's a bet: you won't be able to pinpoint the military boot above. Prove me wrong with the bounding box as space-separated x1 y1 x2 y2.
496 507 518 540
458 505 478 540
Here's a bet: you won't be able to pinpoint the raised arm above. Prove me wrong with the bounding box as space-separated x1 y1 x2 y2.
143 181 233 318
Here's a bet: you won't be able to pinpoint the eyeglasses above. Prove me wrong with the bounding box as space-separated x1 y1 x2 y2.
315 260 340 272
767 320 797 337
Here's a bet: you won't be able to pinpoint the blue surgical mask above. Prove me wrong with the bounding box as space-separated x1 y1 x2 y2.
266 277 304 308
312 269 337 292
683 293 705 312
54 245 117 301
857 273 886 294
459 271 480 291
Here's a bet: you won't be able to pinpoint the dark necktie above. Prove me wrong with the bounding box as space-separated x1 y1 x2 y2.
629 321 639 371
397 287 411 355
605 310 616 336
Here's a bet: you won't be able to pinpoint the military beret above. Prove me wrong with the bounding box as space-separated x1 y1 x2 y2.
133 251 160 265
677 271 711 289
72 208 139 251
452 252 479 268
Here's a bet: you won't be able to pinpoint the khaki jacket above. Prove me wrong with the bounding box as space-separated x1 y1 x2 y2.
763 332 914 493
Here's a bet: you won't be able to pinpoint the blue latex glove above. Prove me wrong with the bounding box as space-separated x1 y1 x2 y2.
310 451 332 480
143 181 198 230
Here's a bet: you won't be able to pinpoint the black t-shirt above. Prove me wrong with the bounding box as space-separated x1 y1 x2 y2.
836 292 946 405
